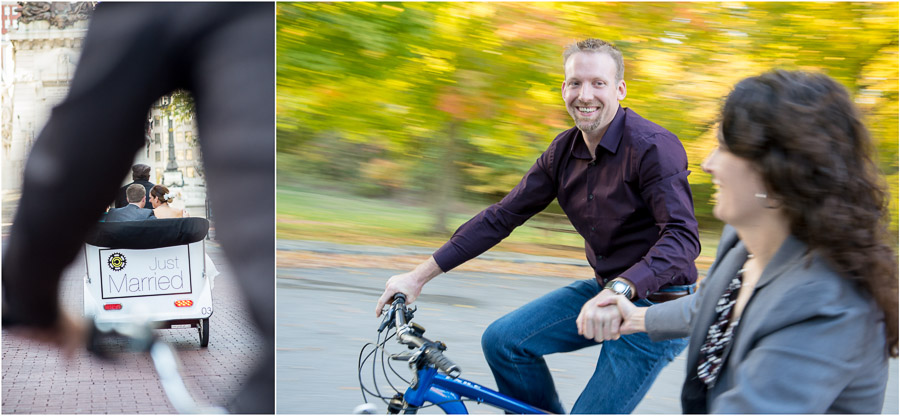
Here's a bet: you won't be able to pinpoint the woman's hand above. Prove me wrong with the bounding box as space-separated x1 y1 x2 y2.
596 295 646 335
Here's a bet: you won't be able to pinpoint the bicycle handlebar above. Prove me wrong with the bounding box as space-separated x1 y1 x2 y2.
422 346 461 378
389 293 461 378
87 320 227 414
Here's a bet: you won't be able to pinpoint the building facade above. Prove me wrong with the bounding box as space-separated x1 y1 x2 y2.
144 102 208 216
2 3 89 191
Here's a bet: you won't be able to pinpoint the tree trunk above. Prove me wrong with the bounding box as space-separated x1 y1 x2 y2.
431 120 459 234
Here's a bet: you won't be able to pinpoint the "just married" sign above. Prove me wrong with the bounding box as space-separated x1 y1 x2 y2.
99 246 193 299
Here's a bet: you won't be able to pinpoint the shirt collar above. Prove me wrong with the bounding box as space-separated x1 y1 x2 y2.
569 105 626 159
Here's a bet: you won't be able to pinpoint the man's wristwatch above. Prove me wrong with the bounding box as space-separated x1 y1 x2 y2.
604 279 633 299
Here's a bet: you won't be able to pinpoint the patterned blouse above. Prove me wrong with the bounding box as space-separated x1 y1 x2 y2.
696 269 744 388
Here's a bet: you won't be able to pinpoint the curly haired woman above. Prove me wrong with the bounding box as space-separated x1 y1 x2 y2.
587 70 897 413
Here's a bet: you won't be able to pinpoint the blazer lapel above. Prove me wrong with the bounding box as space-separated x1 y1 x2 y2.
753 234 807 291
682 227 749 413
681 231 808 412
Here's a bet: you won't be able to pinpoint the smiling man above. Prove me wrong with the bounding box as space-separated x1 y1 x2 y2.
376 38 700 414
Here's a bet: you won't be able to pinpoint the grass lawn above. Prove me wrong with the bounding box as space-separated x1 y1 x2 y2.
276 179 722 267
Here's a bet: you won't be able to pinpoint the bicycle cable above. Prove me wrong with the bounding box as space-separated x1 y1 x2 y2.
385 348 410 385
359 339 398 405
360 310 407 406
371 324 388 403
357 342 381 403
362 299 468 411
379 328 400 395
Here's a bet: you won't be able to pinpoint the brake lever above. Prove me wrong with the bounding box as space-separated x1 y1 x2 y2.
377 303 417 334
377 308 395 333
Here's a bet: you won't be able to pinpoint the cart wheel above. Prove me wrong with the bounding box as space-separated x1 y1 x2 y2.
198 318 210 348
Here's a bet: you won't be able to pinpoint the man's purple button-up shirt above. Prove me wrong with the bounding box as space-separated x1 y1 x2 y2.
432 106 700 299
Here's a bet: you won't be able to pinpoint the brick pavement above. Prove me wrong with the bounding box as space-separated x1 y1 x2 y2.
2 242 266 414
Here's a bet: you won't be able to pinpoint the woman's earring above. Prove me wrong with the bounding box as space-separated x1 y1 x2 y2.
754 192 781 209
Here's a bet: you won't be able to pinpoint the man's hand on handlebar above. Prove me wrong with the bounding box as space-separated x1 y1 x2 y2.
376 271 424 318
375 256 443 317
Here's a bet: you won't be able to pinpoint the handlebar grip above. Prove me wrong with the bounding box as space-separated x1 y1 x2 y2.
424 347 461 378
393 293 407 305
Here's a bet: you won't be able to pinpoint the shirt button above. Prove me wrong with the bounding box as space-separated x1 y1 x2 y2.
588 194 594 200
597 255 604 260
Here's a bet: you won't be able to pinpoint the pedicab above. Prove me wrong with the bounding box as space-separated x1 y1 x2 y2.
83 217 214 347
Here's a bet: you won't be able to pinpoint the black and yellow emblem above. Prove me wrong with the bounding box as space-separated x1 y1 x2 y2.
107 252 127 271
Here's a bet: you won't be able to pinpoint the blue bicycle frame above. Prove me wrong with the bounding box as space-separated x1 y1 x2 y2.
375 294 550 414
402 366 548 414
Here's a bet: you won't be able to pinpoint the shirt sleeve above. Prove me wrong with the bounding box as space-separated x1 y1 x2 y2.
619 133 701 298
432 143 560 272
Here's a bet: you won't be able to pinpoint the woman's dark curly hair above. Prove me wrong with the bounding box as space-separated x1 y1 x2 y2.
720 70 898 357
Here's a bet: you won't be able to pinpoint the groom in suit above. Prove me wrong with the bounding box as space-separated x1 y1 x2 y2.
106 184 156 222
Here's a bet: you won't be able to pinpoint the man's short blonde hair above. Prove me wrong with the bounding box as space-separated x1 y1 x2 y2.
562 38 625 82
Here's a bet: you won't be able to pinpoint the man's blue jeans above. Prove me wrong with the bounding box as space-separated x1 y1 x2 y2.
481 279 689 414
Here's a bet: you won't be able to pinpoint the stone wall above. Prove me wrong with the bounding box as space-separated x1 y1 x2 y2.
3 17 87 189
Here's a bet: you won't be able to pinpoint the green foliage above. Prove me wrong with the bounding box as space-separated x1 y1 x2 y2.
168 90 195 122
277 2 899 232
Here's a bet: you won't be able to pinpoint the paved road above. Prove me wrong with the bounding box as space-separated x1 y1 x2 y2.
277 248 899 414
2 242 266 414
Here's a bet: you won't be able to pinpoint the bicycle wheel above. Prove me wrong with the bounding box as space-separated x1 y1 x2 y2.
198 318 210 347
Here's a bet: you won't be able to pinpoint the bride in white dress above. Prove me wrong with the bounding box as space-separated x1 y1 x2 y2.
149 185 220 288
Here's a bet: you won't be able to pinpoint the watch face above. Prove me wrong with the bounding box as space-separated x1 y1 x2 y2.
608 281 630 297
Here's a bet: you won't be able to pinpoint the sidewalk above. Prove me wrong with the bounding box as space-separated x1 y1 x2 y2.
278 239 597 280
278 239 712 281
278 239 588 265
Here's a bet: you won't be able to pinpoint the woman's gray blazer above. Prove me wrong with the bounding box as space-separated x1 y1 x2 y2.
646 225 889 413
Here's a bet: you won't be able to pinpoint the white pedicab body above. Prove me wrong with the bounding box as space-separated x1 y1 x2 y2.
83 218 214 347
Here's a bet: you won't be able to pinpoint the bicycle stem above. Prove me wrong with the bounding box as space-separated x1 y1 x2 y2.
392 300 423 348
